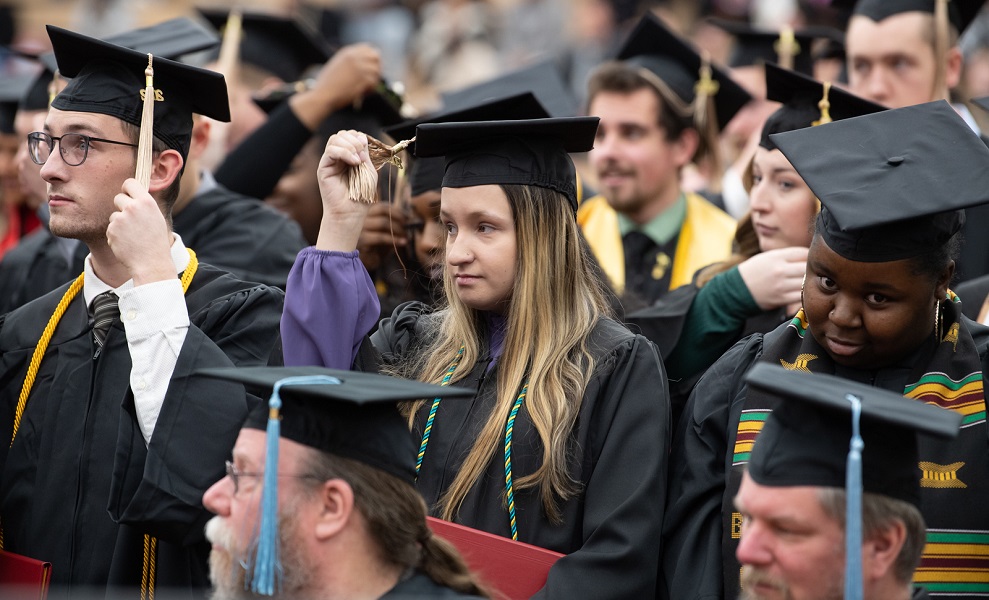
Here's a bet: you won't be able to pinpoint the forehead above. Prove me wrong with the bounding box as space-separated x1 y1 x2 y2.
737 472 833 523
233 427 313 471
846 12 933 56
440 184 511 213
808 235 919 283
589 88 661 124
45 107 128 137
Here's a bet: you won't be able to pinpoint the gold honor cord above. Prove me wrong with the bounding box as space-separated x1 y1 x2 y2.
2 249 199 600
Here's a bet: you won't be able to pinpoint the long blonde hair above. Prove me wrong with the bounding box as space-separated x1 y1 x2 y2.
394 184 611 523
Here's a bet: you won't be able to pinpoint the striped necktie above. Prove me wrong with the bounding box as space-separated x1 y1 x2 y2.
91 291 119 351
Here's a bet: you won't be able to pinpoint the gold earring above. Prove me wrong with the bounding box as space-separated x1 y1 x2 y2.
934 300 941 341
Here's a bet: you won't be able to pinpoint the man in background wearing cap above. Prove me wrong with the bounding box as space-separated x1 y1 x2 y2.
200 366 490 599
734 365 959 600
579 13 747 307
0 25 284 597
0 18 308 315
842 0 989 282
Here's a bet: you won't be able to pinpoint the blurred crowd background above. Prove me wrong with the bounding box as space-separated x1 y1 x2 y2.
1 0 988 124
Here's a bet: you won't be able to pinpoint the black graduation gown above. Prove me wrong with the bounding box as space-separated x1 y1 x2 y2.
0 262 285 599
365 303 670 600
0 227 87 314
171 182 307 289
381 571 486 599
660 322 989 600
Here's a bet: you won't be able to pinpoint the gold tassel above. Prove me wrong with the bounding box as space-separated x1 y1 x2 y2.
932 0 950 101
216 8 243 83
135 54 155 189
774 26 800 72
693 51 722 194
813 81 833 126
47 71 61 108
346 135 414 204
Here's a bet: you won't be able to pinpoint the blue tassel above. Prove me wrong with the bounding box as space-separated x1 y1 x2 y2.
250 375 341 596
844 393 864 600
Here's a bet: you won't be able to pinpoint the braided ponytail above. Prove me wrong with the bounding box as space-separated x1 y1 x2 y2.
303 451 492 598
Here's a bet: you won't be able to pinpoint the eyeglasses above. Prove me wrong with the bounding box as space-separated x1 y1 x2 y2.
224 460 323 496
27 131 138 167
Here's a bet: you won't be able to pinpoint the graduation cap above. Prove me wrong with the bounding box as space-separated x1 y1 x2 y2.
744 362 961 599
440 60 579 118
414 117 599 210
759 62 885 150
839 0 985 34
0 74 35 134
47 24 231 169
616 12 751 132
708 18 816 75
384 92 551 197
769 100 989 262
198 8 332 83
197 365 474 595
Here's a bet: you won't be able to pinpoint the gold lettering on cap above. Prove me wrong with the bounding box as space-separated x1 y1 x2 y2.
139 89 165 102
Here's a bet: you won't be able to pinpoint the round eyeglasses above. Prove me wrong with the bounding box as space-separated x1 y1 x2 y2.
27 131 138 167
223 460 323 496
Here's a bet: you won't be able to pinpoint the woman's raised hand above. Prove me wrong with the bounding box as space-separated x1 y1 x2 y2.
315 129 378 251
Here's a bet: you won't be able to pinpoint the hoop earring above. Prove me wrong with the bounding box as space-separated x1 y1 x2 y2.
934 300 942 341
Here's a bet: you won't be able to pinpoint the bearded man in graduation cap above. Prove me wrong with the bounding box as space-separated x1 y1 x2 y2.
200 366 490 600
0 25 284 598
735 365 961 600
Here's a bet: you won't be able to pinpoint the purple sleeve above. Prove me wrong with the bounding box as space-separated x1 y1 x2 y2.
281 247 381 367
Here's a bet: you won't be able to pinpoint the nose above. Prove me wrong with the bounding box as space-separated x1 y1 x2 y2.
38 146 67 185
861 70 889 105
202 476 233 516
829 294 863 329
748 176 771 213
735 520 773 567
446 232 473 267
590 132 618 168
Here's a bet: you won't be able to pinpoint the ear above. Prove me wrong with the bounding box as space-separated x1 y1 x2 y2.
862 520 907 582
187 117 211 161
313 479 355 541
672 127 701 168
945 46 963 91
936 260 955 300
148 149 184 195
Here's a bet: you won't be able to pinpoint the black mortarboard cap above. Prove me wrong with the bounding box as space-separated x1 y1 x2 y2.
769 100 989 261
385 92 551 196
708 18 816 76
440 60 578 118
197 365 474 483
0 74 34 133
759 62 885 150
105 16 220 60
198 8 332 82
616 12 751 130
47 24 231 161
414 117 599 210
845 0 986 33
23 18 220 115
745 362 961 505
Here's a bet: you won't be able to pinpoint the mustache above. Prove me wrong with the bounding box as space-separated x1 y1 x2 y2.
739 565 789 598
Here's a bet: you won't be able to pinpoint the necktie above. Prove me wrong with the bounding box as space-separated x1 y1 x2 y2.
91 291 119 351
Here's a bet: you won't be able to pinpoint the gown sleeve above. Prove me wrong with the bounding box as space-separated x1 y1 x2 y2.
659 334 763 600
536 334 669 600
107 284 285 545
281 247 381 368
213 102 314 200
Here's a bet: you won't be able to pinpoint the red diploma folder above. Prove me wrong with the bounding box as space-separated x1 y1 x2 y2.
0 550 51 600
427 517 563 599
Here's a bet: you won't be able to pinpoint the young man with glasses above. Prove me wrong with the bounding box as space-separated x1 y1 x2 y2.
0 26 283 598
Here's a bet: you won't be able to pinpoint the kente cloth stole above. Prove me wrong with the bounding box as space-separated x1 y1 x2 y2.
720 297 989 597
